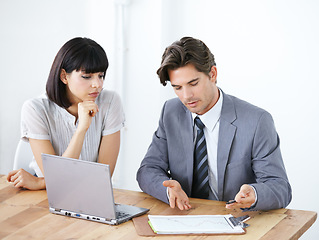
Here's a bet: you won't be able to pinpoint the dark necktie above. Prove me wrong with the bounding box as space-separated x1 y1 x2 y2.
192 116 209 199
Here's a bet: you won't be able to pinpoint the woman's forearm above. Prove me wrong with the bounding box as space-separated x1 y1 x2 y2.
62 128 87 159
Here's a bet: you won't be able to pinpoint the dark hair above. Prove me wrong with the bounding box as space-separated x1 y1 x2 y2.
157 37 216 86
46 37 109 108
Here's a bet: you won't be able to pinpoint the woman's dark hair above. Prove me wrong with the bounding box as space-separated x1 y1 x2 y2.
46 37 109 108
157 37 216 86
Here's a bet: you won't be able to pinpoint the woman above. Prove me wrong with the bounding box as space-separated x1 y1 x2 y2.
7 37 125 190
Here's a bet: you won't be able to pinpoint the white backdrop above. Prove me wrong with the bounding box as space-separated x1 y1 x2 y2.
0 0 318 238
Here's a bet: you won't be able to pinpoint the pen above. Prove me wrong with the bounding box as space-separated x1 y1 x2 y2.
226 200 237 204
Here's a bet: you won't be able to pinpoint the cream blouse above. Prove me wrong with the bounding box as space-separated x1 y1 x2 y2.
21 89 125 176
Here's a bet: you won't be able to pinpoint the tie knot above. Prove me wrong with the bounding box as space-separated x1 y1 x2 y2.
194 116 205 130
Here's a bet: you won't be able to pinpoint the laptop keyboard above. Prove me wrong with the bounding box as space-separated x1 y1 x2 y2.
117 211 130 219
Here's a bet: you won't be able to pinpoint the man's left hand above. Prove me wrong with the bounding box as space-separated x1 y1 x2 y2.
225 184 256 209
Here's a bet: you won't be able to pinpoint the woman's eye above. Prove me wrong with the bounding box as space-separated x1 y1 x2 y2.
99 74 105 79
191 81 198 86
82 75 91 79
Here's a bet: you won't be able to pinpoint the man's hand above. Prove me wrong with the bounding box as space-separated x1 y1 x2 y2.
225 184 256 209
163 180 192 210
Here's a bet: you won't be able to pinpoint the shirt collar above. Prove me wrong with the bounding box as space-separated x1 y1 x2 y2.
192 88 223 132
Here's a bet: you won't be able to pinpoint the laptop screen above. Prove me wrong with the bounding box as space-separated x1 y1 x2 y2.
42 154 117 219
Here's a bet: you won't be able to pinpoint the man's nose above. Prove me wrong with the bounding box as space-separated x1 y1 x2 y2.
182 87 193 99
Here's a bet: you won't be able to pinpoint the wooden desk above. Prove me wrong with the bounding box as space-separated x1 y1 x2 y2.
0 175 316 239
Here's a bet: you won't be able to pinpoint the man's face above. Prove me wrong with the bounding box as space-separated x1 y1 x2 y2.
168 64 219 115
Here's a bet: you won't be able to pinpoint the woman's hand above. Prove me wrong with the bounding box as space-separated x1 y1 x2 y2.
7 169 46 190
77 101 99 131
61 101 99 160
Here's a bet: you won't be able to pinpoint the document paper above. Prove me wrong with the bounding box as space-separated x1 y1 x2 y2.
148 214 245 234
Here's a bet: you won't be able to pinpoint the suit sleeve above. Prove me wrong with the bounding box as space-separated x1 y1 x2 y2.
249 112 292 210
136 102 171 204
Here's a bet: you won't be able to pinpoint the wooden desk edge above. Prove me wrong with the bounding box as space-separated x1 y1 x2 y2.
260 209 317 240
290 210 317 240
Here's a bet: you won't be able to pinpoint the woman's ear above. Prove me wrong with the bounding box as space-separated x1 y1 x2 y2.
60 69 68 84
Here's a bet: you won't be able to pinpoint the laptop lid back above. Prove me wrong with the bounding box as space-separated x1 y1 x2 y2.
42 154 116 219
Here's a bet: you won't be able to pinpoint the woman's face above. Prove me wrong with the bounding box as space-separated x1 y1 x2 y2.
61 69 104 105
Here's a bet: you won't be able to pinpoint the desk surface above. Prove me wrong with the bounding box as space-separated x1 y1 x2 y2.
0 175 316 239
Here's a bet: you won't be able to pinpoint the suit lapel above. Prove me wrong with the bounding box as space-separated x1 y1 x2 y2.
178 104 194 195
217 92 237 200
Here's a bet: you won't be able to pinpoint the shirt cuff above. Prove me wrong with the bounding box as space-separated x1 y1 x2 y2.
250 185 258 207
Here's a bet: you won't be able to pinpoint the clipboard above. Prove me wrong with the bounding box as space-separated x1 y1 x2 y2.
133 214 249 236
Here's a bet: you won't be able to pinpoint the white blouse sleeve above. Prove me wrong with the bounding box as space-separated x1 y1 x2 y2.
21 99 50 141
102 91 125 136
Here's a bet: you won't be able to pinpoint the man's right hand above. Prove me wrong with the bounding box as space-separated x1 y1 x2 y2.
163 180 192 210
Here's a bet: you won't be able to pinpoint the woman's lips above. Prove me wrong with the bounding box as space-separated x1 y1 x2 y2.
89 92 100 98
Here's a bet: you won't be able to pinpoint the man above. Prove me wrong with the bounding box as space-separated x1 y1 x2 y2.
136 37 291 211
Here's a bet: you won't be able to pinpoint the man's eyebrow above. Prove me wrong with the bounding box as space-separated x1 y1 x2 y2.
188 78 199 84
171 78 199 88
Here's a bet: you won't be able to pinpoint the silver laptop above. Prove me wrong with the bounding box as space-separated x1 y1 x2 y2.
41 153 149 225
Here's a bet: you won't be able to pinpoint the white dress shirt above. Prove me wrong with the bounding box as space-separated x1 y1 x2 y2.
192 89 223 199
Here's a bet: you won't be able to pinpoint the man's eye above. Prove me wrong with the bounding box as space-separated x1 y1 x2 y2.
174 87 181 90
191 81 198 86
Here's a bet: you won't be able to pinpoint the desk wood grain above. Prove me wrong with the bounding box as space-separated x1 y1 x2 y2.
0 175 316 239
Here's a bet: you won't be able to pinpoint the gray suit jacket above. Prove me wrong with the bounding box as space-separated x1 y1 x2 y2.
137 90 292 210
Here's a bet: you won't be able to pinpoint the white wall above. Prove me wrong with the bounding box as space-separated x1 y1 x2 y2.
0 0 116 172
1 0 318 238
